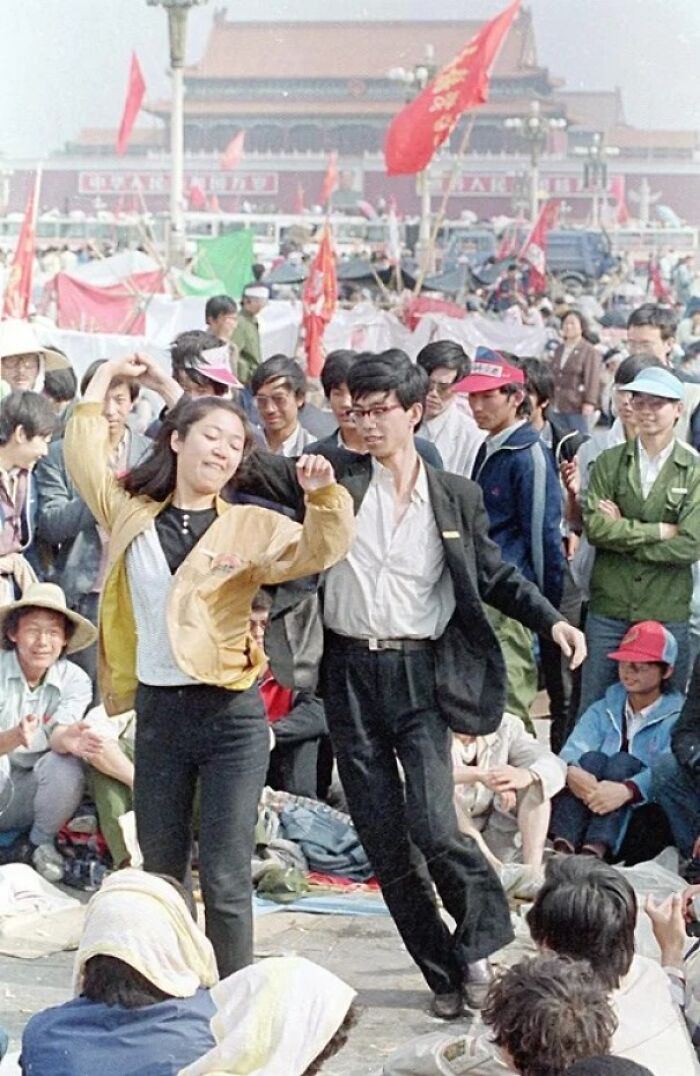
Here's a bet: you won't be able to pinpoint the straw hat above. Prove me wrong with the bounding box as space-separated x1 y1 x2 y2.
0 319 70 371
0 583 97 654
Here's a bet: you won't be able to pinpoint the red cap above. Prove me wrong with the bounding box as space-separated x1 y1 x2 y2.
453 348 524 395
607 621 678 666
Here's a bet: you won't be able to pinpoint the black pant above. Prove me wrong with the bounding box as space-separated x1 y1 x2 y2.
133 682 269 977
322 635 514 995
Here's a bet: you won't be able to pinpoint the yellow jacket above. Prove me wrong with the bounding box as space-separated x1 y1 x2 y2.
64 402 354 715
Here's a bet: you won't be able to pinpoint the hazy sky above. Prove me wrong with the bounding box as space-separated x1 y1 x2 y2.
2 0 699 159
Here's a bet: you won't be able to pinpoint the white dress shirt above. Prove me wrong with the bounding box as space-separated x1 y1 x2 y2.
422 404 485 478
637 439 676 499
324 458 455 640
267 423 315 458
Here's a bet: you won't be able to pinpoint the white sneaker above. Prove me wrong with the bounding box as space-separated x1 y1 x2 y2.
32 843 65 884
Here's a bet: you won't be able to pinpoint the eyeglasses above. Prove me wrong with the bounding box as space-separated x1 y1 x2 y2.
629 393 676 412
255 392 293 411
348 404 404 423
427 378 457 397
2 355 40 371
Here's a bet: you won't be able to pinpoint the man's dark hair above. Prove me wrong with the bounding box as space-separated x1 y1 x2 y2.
320 350 358 398
627 303 677 342
43 365 77 405
517 356 554 407
303 1004 359 1075
170 330 229 397
614 353 664 386
0 390 56 445
527 856 636 990
565 1056 654 1075
250 355 306 399
482 955 616 1076
251 589 273 613
2 606 76 652
416 340 470 381
80 359 140 403
347 350 428 410
205 295 238 322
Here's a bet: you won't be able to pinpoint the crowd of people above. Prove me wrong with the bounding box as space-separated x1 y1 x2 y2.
2 257 700 1073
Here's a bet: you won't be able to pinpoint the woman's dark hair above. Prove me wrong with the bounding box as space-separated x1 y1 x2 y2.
170 330 230 396
526 856 636 990
303 1003 359 1075
562 309 589 335
2 607 76 652
416 340 470 380
250 355 306 398
43 365 77 404
614 353 663 386
82 954 173 1009
347 350 428 410
121 396 255 502
320 350 358 398
482 956 616 1076
0 390 56 445
81 359 140 403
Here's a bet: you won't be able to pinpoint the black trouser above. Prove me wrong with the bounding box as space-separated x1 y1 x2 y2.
134 682 269 977
322 634 514 995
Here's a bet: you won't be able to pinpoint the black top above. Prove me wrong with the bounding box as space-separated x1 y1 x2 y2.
154 505 217 574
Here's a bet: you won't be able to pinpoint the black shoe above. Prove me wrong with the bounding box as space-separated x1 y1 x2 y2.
431 990 463 1020
462 959 494 1010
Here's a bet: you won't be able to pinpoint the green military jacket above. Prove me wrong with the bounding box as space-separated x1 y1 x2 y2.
232 309 262 385
583 436 700 622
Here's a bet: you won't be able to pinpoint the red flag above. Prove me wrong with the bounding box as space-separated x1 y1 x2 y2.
519 200 559 294
649 258 672 303
116 52 146 156
496 220 523 261
302 225 337 377
319 152 338 207
221 131 245 171
187 183 207 211
609 175 629 226
384 0 520 176
3 172 40 319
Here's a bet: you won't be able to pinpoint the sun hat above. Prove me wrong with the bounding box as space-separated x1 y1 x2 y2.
0 319 70 371
0 582 97 654
626 367 684 401
193 344 242 389
607 621 678 666
453 347 525 394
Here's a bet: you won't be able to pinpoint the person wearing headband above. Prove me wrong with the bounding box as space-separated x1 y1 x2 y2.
232 285 268 386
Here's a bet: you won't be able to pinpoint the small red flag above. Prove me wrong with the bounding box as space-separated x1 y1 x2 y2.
319 152 338 207
519 200 559 294
302 225 337 377
221 131 245 172
116 52 146 156
384 0 520 176
3 172 40 319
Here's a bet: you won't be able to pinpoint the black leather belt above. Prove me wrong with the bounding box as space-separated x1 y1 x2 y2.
328 633 433 653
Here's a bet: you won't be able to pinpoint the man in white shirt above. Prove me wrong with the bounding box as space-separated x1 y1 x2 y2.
250 356 314 457
417 341 484 477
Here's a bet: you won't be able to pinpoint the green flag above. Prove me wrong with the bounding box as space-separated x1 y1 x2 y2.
176 270 226 298
192 231 254 299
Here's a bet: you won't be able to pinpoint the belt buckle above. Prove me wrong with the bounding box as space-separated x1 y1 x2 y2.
367 637 383 651
367 637 400 652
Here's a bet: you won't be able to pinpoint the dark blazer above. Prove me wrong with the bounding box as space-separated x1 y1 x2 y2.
551 339 600 413
238 447 561 735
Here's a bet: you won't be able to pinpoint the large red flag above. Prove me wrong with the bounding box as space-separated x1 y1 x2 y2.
3 172 40 319
302 226 337 377
221 131 245 171
319 152 338 207
116 53 146 156
519 200 559 294
384 0 520 176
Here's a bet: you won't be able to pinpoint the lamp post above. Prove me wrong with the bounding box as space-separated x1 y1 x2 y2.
388 45 437 275
146 0 208 266
504 100 566 224
573 132 620 228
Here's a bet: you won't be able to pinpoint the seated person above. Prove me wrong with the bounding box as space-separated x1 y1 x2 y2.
644 885 700 1057
0 390 56 604
482 955 617 1076
251 589 330 800
20 868 356 1076
551 621 681 863
451 712 566 870
0 582 97 881
382 856 697 1076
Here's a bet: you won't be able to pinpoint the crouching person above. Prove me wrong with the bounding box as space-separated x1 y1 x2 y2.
0 582 97 880
451 713 566 873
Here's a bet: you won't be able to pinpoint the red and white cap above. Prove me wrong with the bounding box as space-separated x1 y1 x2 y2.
193 345 242 389
452 347 524 395
607 621 678 666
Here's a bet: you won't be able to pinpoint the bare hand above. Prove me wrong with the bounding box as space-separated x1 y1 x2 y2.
560 458 580 498
63 722 105 759
483 764 533 793
598 499 622 521
660 522 679 540
586 779 633 815
496 790 517 814
681 881 700 922
551 622 587 670
644 893 686 965
564 533 579 561
296 453 336 493
566 765 598 800
15 714 41 749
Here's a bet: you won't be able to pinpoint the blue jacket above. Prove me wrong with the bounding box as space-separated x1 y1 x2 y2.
473 422 564 607
560 681 683 804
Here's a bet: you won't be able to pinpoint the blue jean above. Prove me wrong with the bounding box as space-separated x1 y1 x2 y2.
652 752 700 857
133 682 269 978
579 614 690 718
550 750 643 853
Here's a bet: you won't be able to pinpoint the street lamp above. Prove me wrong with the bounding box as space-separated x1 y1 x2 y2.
573 132 620 228
388 45 437 275
146 0 209 266
504 100 567 224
